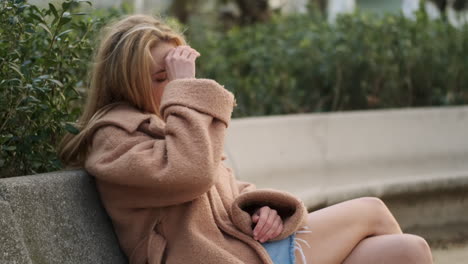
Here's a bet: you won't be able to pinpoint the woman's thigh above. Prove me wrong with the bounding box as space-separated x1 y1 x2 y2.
294 197 402 264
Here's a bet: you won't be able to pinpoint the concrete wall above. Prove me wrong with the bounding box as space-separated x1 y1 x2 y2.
225 106 468 195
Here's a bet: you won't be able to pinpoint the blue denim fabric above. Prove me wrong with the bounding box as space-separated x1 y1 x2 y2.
261 234 296 264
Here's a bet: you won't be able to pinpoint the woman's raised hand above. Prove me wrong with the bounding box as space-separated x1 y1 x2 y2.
251 206 284 243
165 45 200 81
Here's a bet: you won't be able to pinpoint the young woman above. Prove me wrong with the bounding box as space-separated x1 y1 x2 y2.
58 14 433 264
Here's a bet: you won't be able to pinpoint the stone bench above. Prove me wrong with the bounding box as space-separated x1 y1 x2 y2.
0 170 127 264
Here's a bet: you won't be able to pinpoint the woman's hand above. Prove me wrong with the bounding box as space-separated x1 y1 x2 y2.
252 206 284 243
165 45 200 81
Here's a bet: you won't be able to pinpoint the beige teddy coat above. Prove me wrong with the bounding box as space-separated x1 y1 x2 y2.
84 78 308 264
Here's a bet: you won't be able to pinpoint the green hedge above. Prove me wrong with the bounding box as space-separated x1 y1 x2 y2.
0 0 126 177
192 10 468 117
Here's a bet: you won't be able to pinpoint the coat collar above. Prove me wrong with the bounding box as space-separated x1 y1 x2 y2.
89 102 166 136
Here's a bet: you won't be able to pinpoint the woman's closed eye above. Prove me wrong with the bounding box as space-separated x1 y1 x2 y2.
152 72 167 83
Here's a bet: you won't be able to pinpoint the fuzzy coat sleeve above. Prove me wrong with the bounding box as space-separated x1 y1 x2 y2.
85 79 235 208
231 180 309 242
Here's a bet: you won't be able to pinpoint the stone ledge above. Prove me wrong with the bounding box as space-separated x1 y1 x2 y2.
293 171 468 245
0 200 32 264
298 171 468 209
0 170 127 264
225 106 468 185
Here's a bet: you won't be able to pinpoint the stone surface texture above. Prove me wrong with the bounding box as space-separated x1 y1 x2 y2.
0 170 127 264
0 200 32 264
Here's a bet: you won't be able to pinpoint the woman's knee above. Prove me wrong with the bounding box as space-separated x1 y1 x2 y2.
394 234 433 263
353 197 402 235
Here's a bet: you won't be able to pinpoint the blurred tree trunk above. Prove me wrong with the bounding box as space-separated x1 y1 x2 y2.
217 0 271 29
305 0 328 17
429 0 467 12
312 0 328 13
235 0 271 25
430 0 448 11
452 0 468 10
169 0 200 24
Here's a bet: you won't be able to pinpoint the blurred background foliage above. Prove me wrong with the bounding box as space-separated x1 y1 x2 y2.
193 10 468 116
0 0 467 177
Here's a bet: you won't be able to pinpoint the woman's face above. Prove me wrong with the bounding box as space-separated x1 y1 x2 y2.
150 41 177 108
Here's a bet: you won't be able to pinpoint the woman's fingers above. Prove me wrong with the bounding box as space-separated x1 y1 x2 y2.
254 207 279 241
185 49 200 60
168 45 183 58
177 45 188 55
253 206 270 238
165 47 175 61
172 45 199 59
164 45 199 80
180 46 194 58
257 217 274 242
187 51 200 61
261 217 283 242
252 210 260 223
164 48 176 80
191 48 201 57
273 222 284 238
251 206 285 243
168 46 199 63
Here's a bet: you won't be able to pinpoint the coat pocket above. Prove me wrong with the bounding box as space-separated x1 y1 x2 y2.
147 231 167 264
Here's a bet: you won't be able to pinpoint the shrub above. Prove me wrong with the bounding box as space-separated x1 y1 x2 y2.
192 9 468 117
0 0 127 177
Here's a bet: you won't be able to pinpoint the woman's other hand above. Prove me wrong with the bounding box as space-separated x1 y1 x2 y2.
252 206 284 243
165 45 200 81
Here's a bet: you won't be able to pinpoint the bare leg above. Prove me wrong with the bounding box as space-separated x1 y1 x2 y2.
293 197 430 264
343 234 433 264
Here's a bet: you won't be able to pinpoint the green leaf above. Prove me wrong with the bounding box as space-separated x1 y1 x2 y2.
38 23 52 37
64 123 80 135
29 5 42 14
0 134 14 145
2 134 14 139
29 13 45 23
8 16 19 25
58 16 72 28
8 63 24 79
37 75 51 80
49 3 59 19
32 161 42 169
62 1 71 11
3 146 16 151
57 29 73 38
49 79 64 87
77 0 92 6
27 95 41 103
18 4 31 10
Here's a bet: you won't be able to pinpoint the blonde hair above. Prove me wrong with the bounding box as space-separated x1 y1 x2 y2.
57 14 186 168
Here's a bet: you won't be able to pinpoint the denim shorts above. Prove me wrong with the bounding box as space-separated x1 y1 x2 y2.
261 233 297 264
